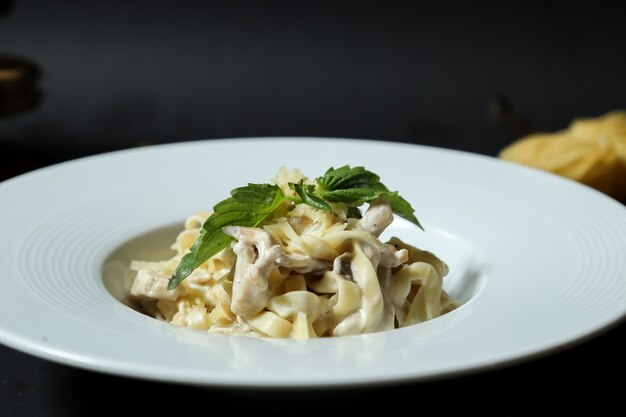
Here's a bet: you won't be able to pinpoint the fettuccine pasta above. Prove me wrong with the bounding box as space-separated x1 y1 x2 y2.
130 168 459 338
500 110 626 201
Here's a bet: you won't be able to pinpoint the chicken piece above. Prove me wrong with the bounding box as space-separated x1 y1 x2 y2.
380 244 408 267
223 226 282 318
275 252 331 273
358 198 394 237
131 269 184 301
359 240 408 270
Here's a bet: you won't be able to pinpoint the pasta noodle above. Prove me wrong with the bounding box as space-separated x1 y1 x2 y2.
130 168 460 338
499 110 626 201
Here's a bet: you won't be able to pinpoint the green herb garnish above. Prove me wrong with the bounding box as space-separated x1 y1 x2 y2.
168 166 421 289
290 180 332 212
316 166 422 228
167 183 289 289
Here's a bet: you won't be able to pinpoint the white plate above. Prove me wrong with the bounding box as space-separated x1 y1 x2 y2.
1 138 626 388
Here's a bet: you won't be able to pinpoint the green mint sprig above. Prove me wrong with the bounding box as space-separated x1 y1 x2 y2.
315 166 422 228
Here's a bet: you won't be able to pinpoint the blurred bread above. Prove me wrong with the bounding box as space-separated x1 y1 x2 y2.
500 111 626 201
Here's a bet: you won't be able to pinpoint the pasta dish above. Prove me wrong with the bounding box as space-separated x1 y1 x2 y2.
130 167 459 338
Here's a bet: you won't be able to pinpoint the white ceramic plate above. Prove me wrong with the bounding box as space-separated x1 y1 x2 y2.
1 138 625 388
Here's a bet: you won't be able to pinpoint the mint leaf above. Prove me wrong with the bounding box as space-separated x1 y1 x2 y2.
317 166 380 191
319 188 382 204
291 181 331 211
382 191 422 230
168 183 289 289
316 166 423 229
170 229 232 290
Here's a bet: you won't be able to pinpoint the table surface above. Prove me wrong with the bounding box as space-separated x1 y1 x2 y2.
1 321 625 415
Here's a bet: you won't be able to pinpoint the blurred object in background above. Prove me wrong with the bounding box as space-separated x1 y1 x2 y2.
489 95 536 141
0 0 46 181
0 51 45 178
500 111 626 202
0 54 42 118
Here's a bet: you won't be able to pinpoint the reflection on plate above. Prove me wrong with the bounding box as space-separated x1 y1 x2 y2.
0 138 625 387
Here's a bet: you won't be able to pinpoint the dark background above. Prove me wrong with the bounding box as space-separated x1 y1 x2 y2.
2 0 626 171
1 1 625 415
